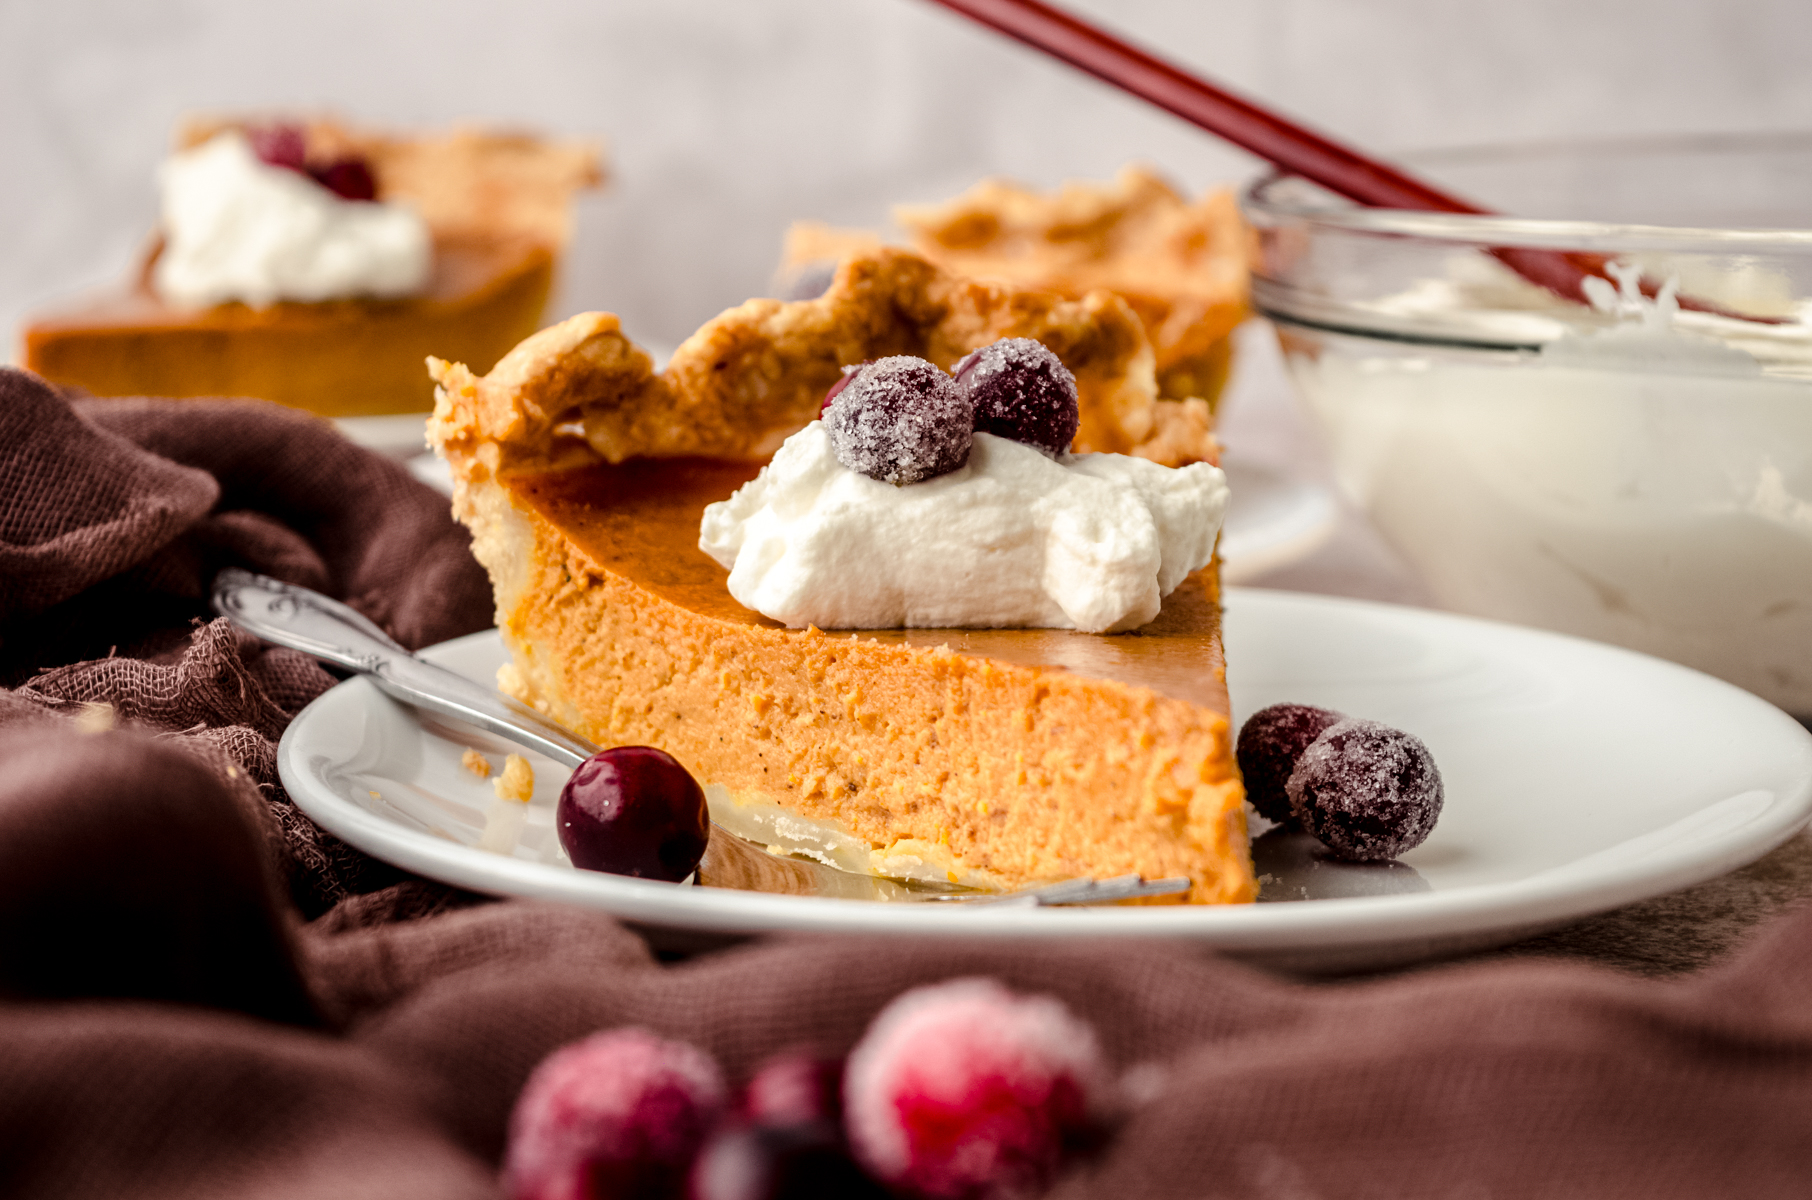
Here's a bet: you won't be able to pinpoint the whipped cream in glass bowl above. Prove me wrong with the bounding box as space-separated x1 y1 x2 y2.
1243 134 1812 715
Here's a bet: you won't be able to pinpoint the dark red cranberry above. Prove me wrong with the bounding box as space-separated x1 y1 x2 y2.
825 356 972 485
1287 718 1444 862
309 157 378 201
1236 703 1344 829
246 123 308 172
558 747 709 882
820 362 868 413
690 1122 890 1200
952 338 1080 457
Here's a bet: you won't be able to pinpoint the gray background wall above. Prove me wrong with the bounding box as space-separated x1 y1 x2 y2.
7 0 1812 354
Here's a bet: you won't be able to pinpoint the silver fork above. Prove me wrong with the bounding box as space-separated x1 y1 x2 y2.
212 568 1191 906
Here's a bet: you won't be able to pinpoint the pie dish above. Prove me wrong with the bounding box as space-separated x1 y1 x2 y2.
430 248 1254 904
782 166 1251 434
21 116 601 418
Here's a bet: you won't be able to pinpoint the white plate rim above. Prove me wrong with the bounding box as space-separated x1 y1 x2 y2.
277 588 1812 956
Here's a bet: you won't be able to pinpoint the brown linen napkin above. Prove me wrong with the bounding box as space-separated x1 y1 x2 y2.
0 367 493 913
2 366 1809 1199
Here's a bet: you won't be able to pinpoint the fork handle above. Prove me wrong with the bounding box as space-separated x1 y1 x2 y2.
211 569 595 769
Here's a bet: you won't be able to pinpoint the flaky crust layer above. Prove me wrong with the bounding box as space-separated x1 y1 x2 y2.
787 167 1252 410
430 247 1220 485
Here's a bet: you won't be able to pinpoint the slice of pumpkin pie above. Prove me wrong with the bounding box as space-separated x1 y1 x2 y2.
429 248 1253 903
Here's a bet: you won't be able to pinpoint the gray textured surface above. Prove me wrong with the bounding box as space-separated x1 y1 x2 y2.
1487 830 1812 976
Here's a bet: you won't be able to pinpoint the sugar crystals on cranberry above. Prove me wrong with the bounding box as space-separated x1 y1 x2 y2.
1286 718 1443 862
820 361 869 413
825 357 973 485
952 337 1080 457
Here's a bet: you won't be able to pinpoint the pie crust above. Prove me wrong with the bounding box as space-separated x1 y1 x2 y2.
782 166 1252 449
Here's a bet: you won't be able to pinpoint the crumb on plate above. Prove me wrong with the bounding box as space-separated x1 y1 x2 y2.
494 753 534 803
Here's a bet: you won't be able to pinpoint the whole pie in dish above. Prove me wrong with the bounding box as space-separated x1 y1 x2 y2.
21 116 601 418
781 165 1251 435
430 249 1254 904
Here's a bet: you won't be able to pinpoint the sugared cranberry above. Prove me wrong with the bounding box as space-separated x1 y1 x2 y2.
309 157 377 201
558 746 709 882
952 338 1080 457
744 1052 845 1126
691 1121 890 1200
825 357 972 485
1286 718 1444 862
821 362 868 413
505 1027 727 1200
844 978 1106 1200
1236 703 1344 828
247 123 308 172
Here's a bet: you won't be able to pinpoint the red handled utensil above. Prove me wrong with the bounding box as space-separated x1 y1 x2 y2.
925 0 1753 318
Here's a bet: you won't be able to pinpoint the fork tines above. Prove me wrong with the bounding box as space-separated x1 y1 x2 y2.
973 873 1191 907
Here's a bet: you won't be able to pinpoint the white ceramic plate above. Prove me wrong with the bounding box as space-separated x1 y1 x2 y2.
277 589 1812 972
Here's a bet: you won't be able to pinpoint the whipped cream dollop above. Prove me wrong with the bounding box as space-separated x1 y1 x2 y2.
700 424 1228 633
153 131 431 308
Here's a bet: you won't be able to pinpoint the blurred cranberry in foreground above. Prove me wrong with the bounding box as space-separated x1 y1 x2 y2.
558 746 709 882
690 1120 889 1200
505 1027 726 1200
743 1051 845 1127
843 978 1107 1200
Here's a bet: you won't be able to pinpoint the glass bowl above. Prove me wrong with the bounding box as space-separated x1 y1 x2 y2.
1241 134 1812 715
